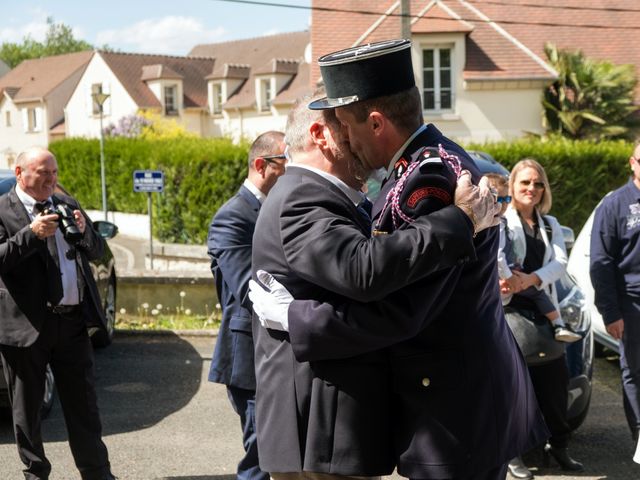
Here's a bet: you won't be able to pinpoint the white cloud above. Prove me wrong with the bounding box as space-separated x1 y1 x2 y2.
96 16 226 55
0 9 88 46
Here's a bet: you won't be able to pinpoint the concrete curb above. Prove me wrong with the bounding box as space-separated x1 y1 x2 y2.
114 328 218 337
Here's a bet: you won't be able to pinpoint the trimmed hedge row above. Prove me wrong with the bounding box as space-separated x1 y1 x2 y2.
466 138 633 232
50 136 634 243
50 137 249 244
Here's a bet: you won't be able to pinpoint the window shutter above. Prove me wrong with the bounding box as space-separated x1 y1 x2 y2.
22 109 29 132
34 107 43 132
86 84 93 117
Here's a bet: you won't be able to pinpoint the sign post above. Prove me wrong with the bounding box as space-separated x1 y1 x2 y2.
133 170 164 270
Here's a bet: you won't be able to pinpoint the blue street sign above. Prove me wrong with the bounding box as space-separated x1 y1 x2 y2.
133 170 164 193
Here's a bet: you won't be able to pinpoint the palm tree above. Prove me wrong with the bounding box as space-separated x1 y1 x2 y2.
542 43 639 140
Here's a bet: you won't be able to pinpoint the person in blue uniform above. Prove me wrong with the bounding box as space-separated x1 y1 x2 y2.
591 141 640 443
207 131 286 480
250 39 548 480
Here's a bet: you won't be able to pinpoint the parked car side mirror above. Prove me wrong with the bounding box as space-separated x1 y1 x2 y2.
94 220 119 240
561 225 575 251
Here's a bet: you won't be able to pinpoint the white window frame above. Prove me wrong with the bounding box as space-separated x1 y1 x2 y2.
5 111 10 127
421 46 454 113
260 78 273 112
24 107 42 133
91 83 104 115
164 85 178 116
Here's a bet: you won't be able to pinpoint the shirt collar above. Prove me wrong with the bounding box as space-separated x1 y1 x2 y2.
243 178 266 204
15 184 51 214
288 164 364 206
385 124 428 180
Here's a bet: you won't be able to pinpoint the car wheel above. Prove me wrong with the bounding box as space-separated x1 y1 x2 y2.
42 364 55 417
92 275 116 348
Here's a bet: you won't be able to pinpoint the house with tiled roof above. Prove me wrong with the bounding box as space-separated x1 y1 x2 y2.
311 0 640 142
0 51 92 167
189 31 311 140
65 51 217 139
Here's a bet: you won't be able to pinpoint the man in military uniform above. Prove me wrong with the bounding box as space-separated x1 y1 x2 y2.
591 140 640 443
251 39 548 480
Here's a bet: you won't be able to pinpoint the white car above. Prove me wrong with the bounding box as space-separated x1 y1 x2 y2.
567 198 618 354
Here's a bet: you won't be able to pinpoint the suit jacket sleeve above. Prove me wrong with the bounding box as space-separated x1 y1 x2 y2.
288 267 459 361
0 222 43 274
281 181 475 302
208 202 253 309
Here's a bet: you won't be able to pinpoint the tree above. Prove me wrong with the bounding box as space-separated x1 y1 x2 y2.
0 17 93 68
542 43 640 141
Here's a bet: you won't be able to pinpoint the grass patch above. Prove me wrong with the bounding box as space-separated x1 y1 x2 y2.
116 312 221 331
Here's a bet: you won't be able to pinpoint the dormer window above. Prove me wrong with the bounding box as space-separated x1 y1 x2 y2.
212 83 223 114
164 85 178 115
422 47 453 112
260 78 273 112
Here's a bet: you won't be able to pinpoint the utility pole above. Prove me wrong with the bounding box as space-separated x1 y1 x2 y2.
401 0 411 39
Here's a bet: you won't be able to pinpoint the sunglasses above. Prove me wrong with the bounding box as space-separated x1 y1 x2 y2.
262 154 287 161
496 195 512 204
519 179 545 190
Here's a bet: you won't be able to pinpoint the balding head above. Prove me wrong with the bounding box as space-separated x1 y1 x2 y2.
15 147 58 201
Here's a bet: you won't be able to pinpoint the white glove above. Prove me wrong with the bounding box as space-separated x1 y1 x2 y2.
248 270 293 331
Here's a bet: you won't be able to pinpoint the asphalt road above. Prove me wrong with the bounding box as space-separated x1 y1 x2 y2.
0 335 639 480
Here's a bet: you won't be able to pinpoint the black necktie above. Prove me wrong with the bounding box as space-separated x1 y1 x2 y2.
356 197 373 230
35 201 63 305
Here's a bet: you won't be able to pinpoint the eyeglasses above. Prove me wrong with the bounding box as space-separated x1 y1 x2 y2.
262 154 287 161
519 179 545 190
496 195 512 204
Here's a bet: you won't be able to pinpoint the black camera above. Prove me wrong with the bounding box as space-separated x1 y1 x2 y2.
43 203 83 245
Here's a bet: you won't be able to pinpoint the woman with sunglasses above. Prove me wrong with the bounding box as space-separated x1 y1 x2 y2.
496 159 583 479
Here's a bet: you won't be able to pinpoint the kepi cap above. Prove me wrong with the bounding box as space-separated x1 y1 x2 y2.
309 39 416 110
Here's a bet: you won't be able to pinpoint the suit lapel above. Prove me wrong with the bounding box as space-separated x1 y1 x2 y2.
7 187 32 228
286 167 370 234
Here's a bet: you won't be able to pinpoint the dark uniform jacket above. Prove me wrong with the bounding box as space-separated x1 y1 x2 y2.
251 165 476 475
590 179 640 324
0 187 106 347
208 185 260 390
285 125 549 479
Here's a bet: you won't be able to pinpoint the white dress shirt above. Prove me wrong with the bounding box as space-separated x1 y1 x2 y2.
15 185 80 306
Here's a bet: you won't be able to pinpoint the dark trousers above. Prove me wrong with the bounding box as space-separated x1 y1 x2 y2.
527 356 571 448
410 461 508 480
619 300 640 436
226 385 269 480
0 310 111 480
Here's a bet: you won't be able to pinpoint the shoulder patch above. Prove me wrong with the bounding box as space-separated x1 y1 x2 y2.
406 187 452 208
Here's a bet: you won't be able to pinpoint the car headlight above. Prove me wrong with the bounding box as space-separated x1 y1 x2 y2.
558 284 590 333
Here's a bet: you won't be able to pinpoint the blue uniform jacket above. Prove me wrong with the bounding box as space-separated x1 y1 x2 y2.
590 179 640 324
208 185 260 390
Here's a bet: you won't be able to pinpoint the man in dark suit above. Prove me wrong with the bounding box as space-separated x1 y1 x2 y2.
251 40 548 480
207 131 286 480
0 147 115 480
250 89 498 480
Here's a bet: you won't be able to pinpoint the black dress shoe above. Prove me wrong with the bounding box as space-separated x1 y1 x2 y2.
507 456 533 479
543 444 584 471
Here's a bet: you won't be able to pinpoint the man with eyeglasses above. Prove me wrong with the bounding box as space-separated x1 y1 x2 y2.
591 140 640 444
206 130 286 480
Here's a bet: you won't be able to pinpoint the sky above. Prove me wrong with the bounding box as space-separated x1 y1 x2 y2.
0 0 311 56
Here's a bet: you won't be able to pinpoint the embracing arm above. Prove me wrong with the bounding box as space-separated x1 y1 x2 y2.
281 182 475 302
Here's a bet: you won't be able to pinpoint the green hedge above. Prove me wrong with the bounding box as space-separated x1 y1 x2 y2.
50 137 249 244
49 136 633 243
467 137 633 232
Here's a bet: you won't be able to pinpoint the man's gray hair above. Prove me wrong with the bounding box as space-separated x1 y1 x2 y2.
15 147 54 168
285 88 328 156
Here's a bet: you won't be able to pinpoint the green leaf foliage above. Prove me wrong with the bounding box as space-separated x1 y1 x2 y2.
49 136 249 244
0 17 93 68
542 43 640 141
466 137 634 232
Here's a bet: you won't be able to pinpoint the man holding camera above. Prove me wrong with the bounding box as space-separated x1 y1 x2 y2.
0 147 115 480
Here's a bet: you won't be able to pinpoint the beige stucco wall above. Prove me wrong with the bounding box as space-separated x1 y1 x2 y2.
0 98 48 168
211 106 289 142
66 53 138 138
411 32 546 143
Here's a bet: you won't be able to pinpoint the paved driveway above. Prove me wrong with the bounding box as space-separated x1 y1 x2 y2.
0 335 638 480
